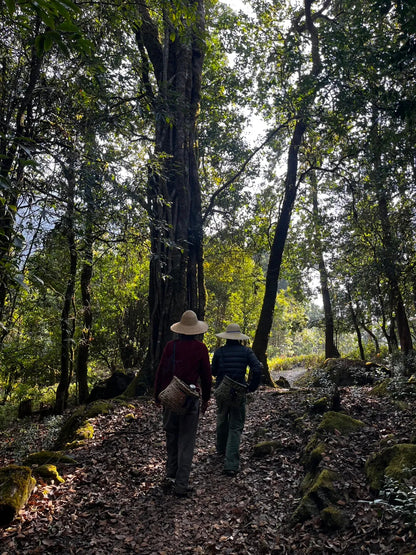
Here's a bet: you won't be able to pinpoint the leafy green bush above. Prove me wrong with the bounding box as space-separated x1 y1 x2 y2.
372 473 416 531
269 354 324 373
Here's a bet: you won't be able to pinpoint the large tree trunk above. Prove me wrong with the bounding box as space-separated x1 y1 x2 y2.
55 160 77 414
134 0 206 386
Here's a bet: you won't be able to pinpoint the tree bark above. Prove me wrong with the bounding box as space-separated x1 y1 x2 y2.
252 0 322 381
134 0 206 386
311 171 340 359
76 169 96 404
55 158 77 414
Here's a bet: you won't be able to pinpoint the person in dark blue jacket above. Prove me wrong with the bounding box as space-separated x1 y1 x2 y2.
212 323 262 475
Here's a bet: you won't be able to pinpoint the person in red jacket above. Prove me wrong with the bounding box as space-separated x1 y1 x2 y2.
154 310 211 497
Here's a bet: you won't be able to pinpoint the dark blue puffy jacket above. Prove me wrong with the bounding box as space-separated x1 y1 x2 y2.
212 341 262 392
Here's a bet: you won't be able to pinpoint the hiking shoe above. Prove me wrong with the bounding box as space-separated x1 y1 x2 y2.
161 477 175 491
173 486 194 497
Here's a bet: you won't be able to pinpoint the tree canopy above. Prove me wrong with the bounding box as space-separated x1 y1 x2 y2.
0 0 415 409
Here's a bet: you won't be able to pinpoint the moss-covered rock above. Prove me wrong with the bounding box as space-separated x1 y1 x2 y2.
317 411 365 435
54 401 113 449
0 465 36 526
23 451 77 466
253 440 282 457
292 469 338 523
33 464 64 484
84 400 114 418
320 505 349 531
310 397 329 414
370 379 391 397
365 443 416 491
301 435 327 471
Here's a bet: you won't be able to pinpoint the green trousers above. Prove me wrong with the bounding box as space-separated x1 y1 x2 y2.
216 399 246 472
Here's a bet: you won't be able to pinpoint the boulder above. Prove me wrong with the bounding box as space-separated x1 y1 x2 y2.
317 411 365 435
0 465 36 526
365 443 416 491
292 469 338 523
87 371 135 402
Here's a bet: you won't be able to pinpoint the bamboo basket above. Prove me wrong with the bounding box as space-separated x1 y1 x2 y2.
158 376 199 415
214 375 247 407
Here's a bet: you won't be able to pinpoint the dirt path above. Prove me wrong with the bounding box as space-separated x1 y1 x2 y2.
272 366 308 386
1 380 415 553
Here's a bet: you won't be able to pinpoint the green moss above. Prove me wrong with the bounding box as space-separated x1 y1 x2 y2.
370 379 391 397
24 451 77 466
317 411 365 435
320 505 348 530
75 421 94 440
0 465 36 526
365 443 416 491
302 435 327 471
33 464 64 484
253 440 282 457
84 400 114 418
292 469 338 523
310 397 329 413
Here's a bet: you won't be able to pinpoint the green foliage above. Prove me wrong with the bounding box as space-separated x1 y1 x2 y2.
372 474 416 532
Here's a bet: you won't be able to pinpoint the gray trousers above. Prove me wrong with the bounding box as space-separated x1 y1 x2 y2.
163 398 200 493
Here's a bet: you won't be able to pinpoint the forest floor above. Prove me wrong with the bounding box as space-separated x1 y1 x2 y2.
1 370 416 554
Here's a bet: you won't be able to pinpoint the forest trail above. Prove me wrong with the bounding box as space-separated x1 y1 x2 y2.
1 379 415 554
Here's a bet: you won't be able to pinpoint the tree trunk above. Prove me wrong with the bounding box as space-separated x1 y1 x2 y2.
0 36 43 324
371 109 413 355
134 0 206 386
311 171 340 359
55 159 77 414
347 289 365 360
361 322 380 355
252 119 306 382
76 170 95 404
252 0 322 382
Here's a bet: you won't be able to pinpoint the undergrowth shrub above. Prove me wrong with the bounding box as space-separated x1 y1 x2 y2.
269 354 324 373
372 473 416 532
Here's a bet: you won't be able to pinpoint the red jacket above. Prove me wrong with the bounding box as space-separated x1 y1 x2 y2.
154 338 212 402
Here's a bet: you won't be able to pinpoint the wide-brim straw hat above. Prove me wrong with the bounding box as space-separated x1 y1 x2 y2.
216 323 249 341
170 310 208 335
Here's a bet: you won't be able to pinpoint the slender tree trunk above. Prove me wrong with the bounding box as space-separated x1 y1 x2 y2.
371 109 413 355
346 289 365 360
311 171 340 359
252 120 306 382
252 0 322 381
0 37 43 323
55 160 77 414
134 0 206 386
76 170 95 404
361 322 380 355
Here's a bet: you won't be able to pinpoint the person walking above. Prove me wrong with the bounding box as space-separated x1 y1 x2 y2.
212 323 262 476
154 310 212 497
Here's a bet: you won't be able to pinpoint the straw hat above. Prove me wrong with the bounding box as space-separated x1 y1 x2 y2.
170 310 208 335
216 323 249 341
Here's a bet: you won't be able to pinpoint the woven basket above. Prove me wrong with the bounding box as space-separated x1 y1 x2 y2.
158 376 199 415
214 375 247 407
